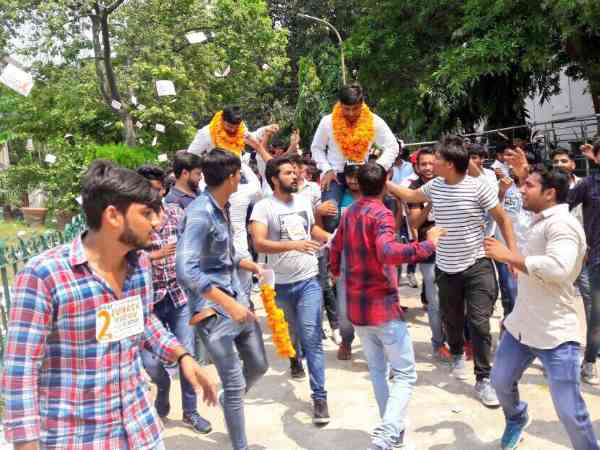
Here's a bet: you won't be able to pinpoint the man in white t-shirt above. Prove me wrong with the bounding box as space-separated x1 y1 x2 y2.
250 156 331 426
311 84 399 232
387 135 517 408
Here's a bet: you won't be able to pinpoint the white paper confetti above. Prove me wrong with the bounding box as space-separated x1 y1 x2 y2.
135 121 143 129
76 195 83 205
130 95 138 105
45 154 57 164
26 138 34 151
155 124 165 133
451 405 463 414
103 122 113 128
137 104 146 111
64 133 73 139
138 138 144 144
174 120 185 127
111 100 122 110
17 231 26 238
261 63 270 71
185 31 208 44
156 80 176 96
151 135 158 147
214 65 231 78
158 153 168 162
0 63 34 96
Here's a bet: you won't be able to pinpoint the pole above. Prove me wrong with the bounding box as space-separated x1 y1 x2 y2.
297 13 346 85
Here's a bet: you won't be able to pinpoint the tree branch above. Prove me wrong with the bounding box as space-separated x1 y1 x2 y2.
106 0 127 14
90 14 110 105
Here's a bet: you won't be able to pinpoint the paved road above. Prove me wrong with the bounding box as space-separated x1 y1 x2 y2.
160 282 600 449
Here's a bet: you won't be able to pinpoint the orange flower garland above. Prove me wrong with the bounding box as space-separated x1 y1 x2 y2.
208 111 247 157
331 102 375 162
260 284 296 358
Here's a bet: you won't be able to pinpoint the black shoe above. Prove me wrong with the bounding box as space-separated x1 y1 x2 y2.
154 388 170 418
182 411 212 434
313 399 330 426
290 358 306 379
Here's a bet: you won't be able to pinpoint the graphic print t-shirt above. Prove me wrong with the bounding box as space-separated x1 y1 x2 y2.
251 194 319 284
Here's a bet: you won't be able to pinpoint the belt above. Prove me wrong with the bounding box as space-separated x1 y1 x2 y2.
190 307 216 326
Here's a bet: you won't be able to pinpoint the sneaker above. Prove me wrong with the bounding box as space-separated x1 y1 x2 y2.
407 272 418 288
182 411 212 434
290 358 306 379
330 328 342 345
500 414 532 449
434 345 452 363
337 342 352 361
313 399 330 425
154 387 170 418
371 420 408 448
475 378 500 407
464 340 474 361
451 354 469 380
582 362 600 385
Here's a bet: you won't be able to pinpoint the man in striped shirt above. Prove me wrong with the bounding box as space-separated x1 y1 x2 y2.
387 135 517 407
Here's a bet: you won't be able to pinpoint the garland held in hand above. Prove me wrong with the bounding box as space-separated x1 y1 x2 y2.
260 284 296 358
209 111 247 157
332 102 375 162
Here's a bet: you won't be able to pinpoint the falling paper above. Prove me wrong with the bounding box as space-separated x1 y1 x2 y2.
26 138 34 151
185 31 208 44
64 133 73 140
0 63 34 96
451 406 463 414
131 95 138 105
17 231 26 238
76 195 83 205
103 122 113 128
135 121 143 129
158 153 168 162
214 65 231 78
137 104 146 111
174 120 185 127
155 124 165 133
111 100 122 110
151 136 158 147
261 63 270 71
45 154 57 164
138 138 144 144
156 80 176 96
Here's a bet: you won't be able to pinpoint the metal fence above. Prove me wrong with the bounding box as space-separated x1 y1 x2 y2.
0 215 87 361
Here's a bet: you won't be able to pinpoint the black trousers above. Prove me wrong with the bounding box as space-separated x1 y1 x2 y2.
436 258 498 381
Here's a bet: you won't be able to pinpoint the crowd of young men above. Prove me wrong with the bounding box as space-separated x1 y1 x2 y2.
2 82 600 450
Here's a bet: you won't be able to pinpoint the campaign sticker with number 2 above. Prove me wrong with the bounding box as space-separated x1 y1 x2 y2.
96 295 144 343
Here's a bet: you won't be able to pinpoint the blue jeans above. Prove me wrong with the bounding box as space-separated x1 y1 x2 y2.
336 252 355 345
580 264 600 362
496 262 518 317
356 320 417 449
491 331 599 450
321 177 345 232
197 315 269 450
275 276 327 401
420 263 444 350
140 294 197 413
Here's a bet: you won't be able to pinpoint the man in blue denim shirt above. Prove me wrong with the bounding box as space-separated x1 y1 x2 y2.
176 149 267 450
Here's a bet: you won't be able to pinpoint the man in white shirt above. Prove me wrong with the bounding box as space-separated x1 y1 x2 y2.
485 166 598 450
311 84 399 231
491 145 510 178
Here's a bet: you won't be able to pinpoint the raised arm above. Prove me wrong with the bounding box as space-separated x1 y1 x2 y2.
386 180 428 204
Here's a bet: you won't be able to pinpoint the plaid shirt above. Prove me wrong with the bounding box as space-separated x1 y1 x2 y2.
568 173 600 269
330 197 435 326
148 203 187 307
1 234 179 449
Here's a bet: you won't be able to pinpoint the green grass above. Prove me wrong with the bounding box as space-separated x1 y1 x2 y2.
0 221 50 246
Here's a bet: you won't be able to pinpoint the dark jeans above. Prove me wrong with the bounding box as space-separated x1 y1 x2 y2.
436 258 498 381
397 227 416 278
321 176 345 232
584 264 600 363
496 261 518 317
140 294 197 413
197 315 269 450
318 251 338 330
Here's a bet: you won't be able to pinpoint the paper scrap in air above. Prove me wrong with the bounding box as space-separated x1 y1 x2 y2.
45 154 57 164
158 153 168 162
0 63 34 96
214 65 231 78
186 31 208 44
156 80 176 96
155 124 165 133
111 100 121 110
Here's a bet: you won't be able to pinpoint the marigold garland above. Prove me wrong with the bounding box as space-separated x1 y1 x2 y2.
331 102 375 162
260 284 296 358
208 111 247 157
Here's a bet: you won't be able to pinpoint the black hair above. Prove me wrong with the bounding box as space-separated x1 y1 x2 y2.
222 105 243 125
467 144 488 159
344 163 361 177
202 148 241 187
270 134 288 150
265 156 293 190
136 165 165 183
531 165 570 204
173 151 203 178
550 148 574 161
339 83 364 106
288 154 304 166
416 147 435 165
593 137 600 157
81 159 162 230
434 134 469 174
358 161 387 196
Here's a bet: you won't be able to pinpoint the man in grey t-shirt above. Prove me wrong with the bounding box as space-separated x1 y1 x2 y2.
250 156 332 426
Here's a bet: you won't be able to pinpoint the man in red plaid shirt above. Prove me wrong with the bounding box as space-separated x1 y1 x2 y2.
330 162 444 450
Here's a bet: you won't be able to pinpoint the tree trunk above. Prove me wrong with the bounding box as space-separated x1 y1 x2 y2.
122 113 137 147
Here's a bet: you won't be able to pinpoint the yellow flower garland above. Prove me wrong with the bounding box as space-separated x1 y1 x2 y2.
208 111 247 157
260 284 296 358
332 102 375 162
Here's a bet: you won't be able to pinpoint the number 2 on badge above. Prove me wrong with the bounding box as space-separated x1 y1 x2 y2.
97 310 112 341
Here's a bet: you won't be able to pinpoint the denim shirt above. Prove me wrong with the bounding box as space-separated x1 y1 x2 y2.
175 191 246 316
